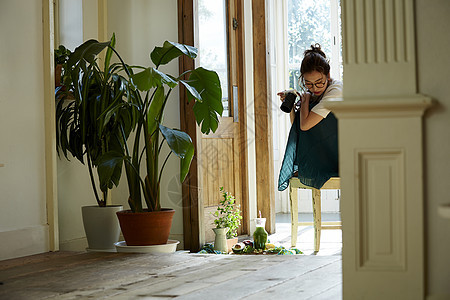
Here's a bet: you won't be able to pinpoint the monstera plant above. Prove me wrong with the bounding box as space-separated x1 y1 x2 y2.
81 37 224 246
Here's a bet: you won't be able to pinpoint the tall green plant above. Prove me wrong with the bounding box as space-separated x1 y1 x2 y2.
94 39 223 213
55 35 133 206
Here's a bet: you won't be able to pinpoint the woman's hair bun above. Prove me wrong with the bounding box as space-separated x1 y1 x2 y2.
299 43 330 84
304 43 326 59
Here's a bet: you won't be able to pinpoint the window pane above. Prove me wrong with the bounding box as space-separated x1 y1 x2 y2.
198 0 229 116
287 0 338 90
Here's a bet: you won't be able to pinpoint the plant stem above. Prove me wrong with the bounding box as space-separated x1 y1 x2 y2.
109 47 132 78
118 126 130 157
86 149 103 206
158 151 172 187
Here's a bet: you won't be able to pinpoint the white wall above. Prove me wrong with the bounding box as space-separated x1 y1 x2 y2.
59 0 83 50
416 0 450 297
0 0 49 259
107 0 184 245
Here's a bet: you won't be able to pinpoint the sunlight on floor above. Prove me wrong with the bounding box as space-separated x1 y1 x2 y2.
269 213 342 256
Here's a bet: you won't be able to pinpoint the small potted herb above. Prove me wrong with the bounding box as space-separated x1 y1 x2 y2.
212 187 242 253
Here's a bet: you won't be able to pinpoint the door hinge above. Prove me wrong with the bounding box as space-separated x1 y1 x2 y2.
233 18 238 30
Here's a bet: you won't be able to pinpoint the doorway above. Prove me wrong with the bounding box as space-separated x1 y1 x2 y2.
194 0 249 243
268 0 343 253
178 0 342 251
178 0 248 250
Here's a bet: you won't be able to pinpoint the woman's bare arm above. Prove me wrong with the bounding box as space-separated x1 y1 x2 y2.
299 93 324 130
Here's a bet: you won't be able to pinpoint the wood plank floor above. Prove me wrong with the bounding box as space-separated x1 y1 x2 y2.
0 251 341 300
0 215 342 299
270 213 342 256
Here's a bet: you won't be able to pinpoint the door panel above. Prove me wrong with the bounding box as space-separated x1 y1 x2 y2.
196 0 247 243
201 119 242 242
202 137 235 204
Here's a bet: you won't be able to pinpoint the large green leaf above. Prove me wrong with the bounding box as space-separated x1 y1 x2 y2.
180 143 194 183
159 124 193 159
180 80 202 101
67 39 110 68
188 67 223 134
131 67 177 91
147 86 165 135
150 41 197 68
104 33 116 73
96 151 125 191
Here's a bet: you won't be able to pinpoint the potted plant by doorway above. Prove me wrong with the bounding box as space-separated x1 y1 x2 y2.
212 187 242 253
55 35 132 251
91 37 223 249
54 45 71 87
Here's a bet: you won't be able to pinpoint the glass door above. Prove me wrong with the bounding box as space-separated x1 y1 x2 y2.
196 0 248 242
197 0 230 116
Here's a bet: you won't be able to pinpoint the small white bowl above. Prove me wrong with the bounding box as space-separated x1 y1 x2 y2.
114 240 180 254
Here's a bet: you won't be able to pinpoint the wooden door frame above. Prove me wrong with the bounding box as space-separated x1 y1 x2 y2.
178 0 250 251
43 0 59 252
226 0 250 236
178 0 201 252
251 0 275 233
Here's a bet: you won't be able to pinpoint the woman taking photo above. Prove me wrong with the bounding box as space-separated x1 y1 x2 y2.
278 44 342 191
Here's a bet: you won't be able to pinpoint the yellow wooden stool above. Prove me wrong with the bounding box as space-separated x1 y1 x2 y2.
289 177 341 252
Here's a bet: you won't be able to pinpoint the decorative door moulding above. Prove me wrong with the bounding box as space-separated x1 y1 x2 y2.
324 95 432 118
335 0 432 298
342 0 416 97
356 148 406 271
331 105 430 298
343 0 415 65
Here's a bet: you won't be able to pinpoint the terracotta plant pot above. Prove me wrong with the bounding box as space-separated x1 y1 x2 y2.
227 237 238 253
116 209 175 246
55 64 63 87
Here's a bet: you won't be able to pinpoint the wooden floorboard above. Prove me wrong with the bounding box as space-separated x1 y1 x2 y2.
1 219 342 299
0 251 342 300
245 259 342 299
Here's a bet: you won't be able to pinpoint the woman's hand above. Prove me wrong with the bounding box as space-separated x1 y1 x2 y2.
278 90 299 124
300 92 311 104
277 90 287 103
277 89 300 103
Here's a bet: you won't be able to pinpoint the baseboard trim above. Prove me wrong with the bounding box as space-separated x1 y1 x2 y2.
0 225 49 260
59 237 89 252
60 233 185 252
427 294 450 300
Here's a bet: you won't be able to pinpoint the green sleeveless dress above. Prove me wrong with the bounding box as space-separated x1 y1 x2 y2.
278 101 339 191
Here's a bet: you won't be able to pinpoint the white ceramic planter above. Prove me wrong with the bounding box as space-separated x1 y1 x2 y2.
114 240 179 253
82 205 123 252
213 227 229 253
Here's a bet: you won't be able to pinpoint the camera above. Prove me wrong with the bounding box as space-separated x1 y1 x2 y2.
280 91 298 113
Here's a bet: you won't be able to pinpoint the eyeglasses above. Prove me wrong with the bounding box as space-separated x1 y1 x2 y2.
299 76 327 89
